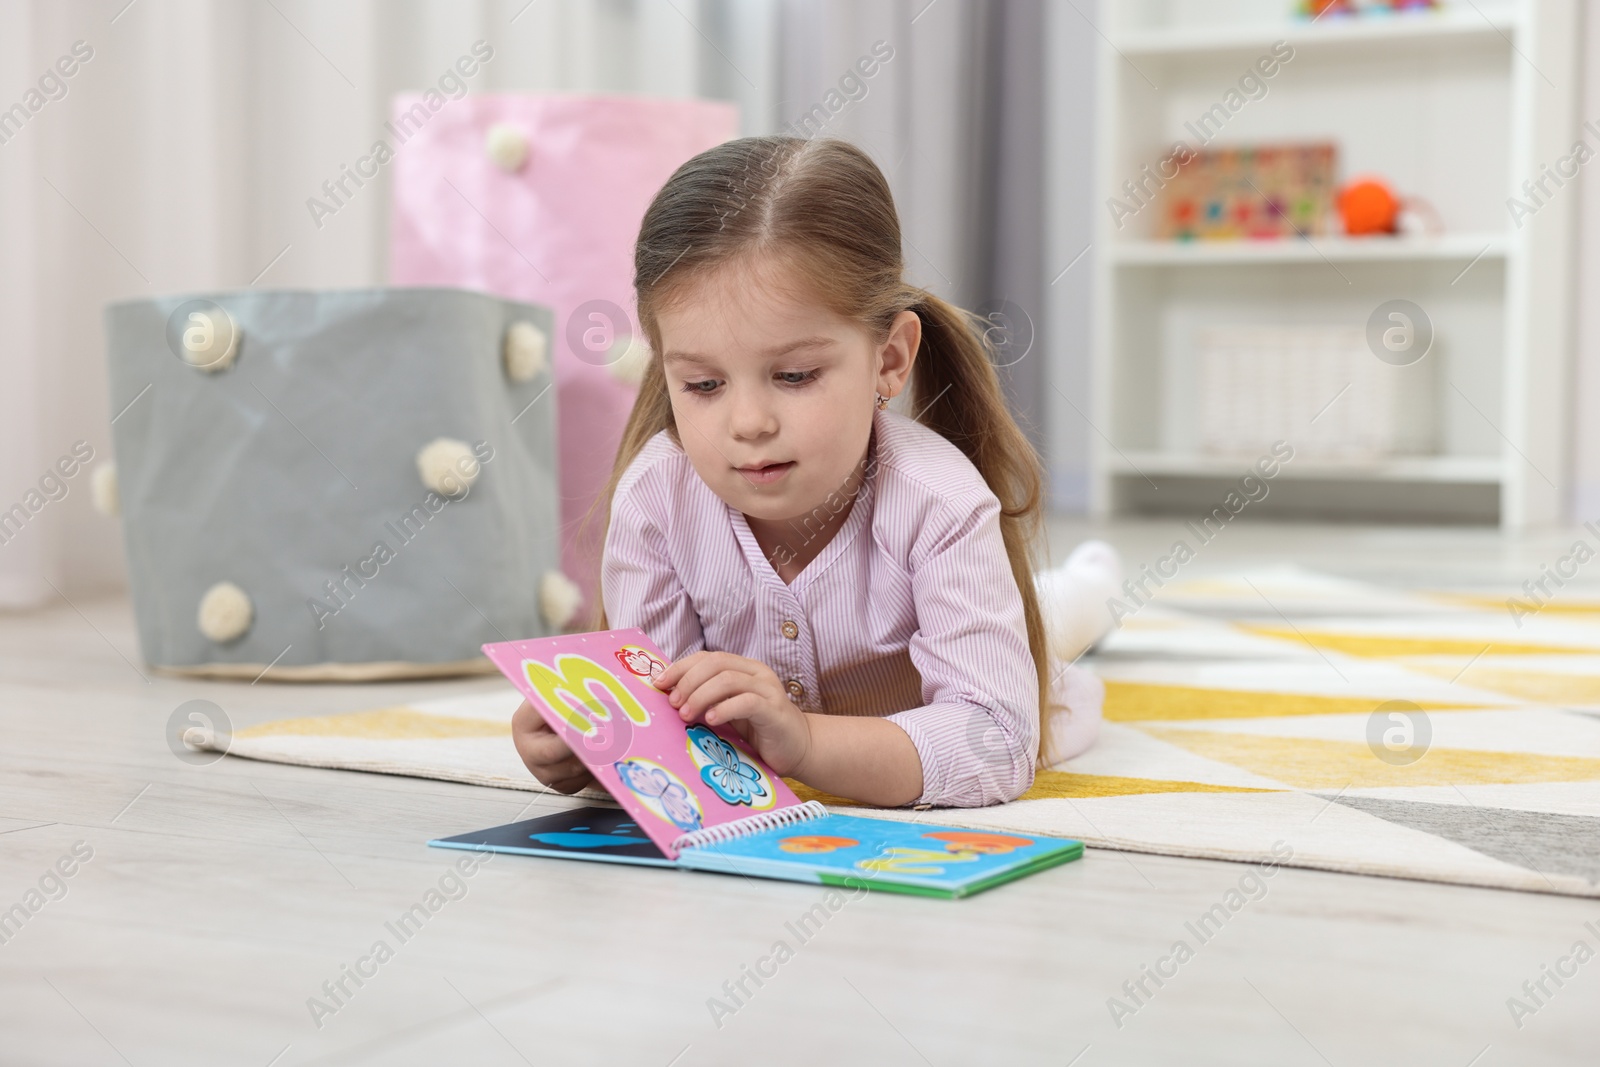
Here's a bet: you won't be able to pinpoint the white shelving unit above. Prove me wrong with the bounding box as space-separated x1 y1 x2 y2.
1069 0 1580 527
1113 6 1518 56
1109 232 1508 265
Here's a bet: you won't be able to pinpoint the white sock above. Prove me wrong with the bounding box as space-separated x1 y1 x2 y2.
1034 539 1123 662
1043 664 1104 764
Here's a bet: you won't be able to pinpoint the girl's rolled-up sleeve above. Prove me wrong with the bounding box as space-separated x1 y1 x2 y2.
885 489 1039 807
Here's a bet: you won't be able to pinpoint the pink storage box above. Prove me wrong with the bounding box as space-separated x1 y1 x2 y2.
388 94 738 616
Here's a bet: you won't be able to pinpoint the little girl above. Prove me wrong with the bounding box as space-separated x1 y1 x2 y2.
513 136 1121 809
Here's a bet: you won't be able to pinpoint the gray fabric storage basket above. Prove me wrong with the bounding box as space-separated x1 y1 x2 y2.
104 287 562 680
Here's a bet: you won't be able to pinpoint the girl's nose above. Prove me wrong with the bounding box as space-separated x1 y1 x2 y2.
727 390 778 440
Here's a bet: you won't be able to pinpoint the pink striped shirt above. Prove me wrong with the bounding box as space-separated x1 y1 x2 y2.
600 407 1044 807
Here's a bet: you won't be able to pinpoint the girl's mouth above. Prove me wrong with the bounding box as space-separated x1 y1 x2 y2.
737 461 794 486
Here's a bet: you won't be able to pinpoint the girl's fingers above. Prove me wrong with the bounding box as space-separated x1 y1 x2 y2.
513 704 569 752
528 751 588 787
511 699 545 735
652 651 704 689
664 653 756 706
551 748 581 773
514 720 586 782
512 697 599 791
519 724 572 763
678 669 759 720
701 691 762 727
549 769 595 795
659 652 722 697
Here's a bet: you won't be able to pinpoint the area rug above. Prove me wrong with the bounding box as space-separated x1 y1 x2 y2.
213 565 1600 897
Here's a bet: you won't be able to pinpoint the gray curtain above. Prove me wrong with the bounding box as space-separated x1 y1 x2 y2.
972 0 1047 450
774 0 1067 467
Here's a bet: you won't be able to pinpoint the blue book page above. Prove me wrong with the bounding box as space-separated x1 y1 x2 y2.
678 813 1083 895
429 805 679 868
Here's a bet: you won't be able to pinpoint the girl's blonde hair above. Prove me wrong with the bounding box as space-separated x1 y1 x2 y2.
581 136 1055 766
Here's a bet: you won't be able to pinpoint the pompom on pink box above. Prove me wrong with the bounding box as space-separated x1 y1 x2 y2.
388 94 738 617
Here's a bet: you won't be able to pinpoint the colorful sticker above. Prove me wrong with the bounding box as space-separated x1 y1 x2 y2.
922 831 1034 855
613 758 703 832
686 724 775 809
614 644 667 685
778 835 859 854
855 847 982 876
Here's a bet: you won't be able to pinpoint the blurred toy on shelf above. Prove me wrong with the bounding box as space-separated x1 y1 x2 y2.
1297 0 1439 17
1159 142 1337 241
1336 176 1399 234
1336 175 1445 237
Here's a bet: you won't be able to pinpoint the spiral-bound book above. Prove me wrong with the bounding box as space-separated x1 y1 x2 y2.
428 628 1083 898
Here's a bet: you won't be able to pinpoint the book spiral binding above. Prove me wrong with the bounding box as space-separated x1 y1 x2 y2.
671 800 829 853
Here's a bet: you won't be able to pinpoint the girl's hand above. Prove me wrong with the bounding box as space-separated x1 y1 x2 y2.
652 651 812 776
511 699 596 794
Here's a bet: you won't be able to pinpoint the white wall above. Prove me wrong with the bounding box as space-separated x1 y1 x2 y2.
1571 4 1600 521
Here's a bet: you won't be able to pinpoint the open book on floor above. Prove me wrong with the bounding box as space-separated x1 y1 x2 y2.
428 628 1083 899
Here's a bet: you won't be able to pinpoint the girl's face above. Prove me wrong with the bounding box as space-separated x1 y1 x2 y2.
655 258 917 528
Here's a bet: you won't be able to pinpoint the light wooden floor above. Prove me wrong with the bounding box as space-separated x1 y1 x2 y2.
4 520 1599 1066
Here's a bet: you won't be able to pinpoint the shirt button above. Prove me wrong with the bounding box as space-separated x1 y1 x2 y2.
785 678 805 699
781 619 799 640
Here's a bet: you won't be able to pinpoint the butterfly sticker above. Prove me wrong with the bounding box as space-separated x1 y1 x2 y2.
613 758 703 832
686 724 770 807
614 645 667 685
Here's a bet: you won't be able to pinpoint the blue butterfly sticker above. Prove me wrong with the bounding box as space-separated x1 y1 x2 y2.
687 724 769 807
614 758 703 831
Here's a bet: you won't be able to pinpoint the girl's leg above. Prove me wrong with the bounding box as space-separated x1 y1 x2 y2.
1034 539 1123 662
1044 664 1104 764
1034 540 1122 764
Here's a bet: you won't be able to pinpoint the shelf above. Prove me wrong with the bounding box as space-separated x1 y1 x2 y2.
1112 8 1519 59
1060 0 1577 526
1109 452 1504 485
1109 234 1509 266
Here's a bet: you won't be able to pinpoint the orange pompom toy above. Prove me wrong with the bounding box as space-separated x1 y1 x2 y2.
1337 177 1400 236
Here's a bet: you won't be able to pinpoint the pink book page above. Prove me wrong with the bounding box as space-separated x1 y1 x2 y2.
483 628 801 859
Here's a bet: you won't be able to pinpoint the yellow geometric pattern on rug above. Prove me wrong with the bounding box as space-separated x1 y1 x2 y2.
785 770 1281 808
1428 592 1600 616
237 707 507 740
1140 726 1600 790
1404 664 1600 707
1017 771 1281 801
1238 626 1600 659
1103 680 1491 722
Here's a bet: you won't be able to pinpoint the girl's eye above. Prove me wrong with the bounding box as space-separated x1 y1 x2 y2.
682 379 721 395
776 370 818 386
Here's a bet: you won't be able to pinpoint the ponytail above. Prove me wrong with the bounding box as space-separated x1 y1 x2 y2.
579 351 673 633
904 291 1054 766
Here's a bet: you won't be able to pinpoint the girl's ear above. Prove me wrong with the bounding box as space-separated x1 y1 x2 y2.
876 309 921 400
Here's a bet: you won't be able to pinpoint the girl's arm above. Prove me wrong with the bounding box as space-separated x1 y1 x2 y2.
651 650 923 807
792 713 924 807
883 486 1041 806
